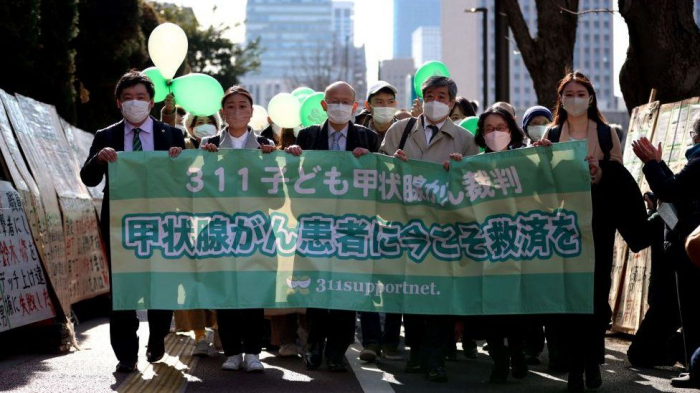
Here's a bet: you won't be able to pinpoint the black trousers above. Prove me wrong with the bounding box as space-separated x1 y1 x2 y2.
110 309 172 365
484 316 526 355
217 308 264 356
105 216 173 365
675 258 700 365
306 308 356 360
404 314 453 369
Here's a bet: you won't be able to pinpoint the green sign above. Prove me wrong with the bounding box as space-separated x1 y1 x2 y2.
109 142 594 315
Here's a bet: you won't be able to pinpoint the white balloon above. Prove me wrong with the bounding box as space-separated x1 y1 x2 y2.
148 23 188 80
268 93 302 129
249 105 269 131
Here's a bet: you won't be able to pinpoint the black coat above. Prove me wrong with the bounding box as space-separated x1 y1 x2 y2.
643 157 700 241
80 117 186 254
295 120 379 152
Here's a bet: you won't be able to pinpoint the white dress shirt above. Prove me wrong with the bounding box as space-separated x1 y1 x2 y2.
124 117 155 151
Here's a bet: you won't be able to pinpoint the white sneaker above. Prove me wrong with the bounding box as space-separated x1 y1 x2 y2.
193 339 210 357
277 343 299 357
221 354 243 370
244 353 264 372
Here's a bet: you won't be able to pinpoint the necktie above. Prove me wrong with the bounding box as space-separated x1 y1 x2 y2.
427 125 439 143
331 131 343 151
132 128 143 151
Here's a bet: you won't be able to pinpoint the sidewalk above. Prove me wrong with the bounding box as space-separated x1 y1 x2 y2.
0 314 694 392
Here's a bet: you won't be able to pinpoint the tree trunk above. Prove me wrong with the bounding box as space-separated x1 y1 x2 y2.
619 0 700 112
501 0 580 110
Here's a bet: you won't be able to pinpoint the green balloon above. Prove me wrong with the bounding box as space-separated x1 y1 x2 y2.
292 87 315 102
458 116 478 135
143 67 169 103
413 61 450 98
299 92 327 127
171 73 224 116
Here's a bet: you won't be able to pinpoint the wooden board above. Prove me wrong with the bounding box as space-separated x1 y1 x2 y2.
0 90 68 315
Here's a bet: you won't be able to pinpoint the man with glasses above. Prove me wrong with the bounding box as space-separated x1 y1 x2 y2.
285 81 378 372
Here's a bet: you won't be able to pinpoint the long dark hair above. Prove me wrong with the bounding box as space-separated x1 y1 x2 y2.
552 70 607 126
475 108 526 150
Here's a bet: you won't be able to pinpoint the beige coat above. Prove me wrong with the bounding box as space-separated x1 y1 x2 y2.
379 116 479 164
543 120 623 164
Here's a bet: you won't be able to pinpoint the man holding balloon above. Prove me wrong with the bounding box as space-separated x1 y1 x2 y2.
80 70 185 373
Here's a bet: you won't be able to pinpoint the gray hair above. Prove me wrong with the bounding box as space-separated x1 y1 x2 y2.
693 116 700 137
421 76 457 101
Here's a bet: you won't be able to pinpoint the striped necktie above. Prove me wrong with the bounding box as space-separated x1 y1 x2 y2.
132 128 143 151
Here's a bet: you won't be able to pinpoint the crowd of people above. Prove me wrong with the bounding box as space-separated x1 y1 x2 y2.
79 69 700 391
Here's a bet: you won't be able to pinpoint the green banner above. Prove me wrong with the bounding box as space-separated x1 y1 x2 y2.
109 141 594 315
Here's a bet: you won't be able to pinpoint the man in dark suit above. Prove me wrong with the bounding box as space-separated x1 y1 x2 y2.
285 81 378 372
80 70 185 373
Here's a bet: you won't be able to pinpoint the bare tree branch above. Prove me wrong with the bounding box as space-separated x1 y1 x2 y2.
558 6 617 15
501 0 536 61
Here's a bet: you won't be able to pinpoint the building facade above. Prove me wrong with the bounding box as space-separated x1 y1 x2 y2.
379 58 415 109
242 0 333 106
393 0 441 58
442 0 617 115
411 26 442 68
242 0 366 106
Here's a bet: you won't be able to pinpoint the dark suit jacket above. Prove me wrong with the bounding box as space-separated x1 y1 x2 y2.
295 120 378 152
80 116 186 254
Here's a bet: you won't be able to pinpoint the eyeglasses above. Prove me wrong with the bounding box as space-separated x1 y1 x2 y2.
484 125 509 133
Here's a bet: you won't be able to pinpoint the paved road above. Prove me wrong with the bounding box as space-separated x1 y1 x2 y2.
0 314 695 392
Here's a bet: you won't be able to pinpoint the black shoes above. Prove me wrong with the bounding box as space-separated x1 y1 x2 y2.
405 350 423 373
146 344 165 363
426 366 448 382
115 361 137 373
327 357 347 372
489 347 510 383
464 347 478 359
304 343 323 370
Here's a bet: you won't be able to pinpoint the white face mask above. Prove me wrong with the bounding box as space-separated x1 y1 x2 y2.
527 125 548 141
271 123 282 137
326 104 354 124
193 124 217 138
423 101 451 122
121 100 151 124
562 97 590 117
484 131 511 152
372 107 395 125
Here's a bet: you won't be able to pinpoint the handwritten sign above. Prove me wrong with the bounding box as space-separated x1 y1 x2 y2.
0 181 54 332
